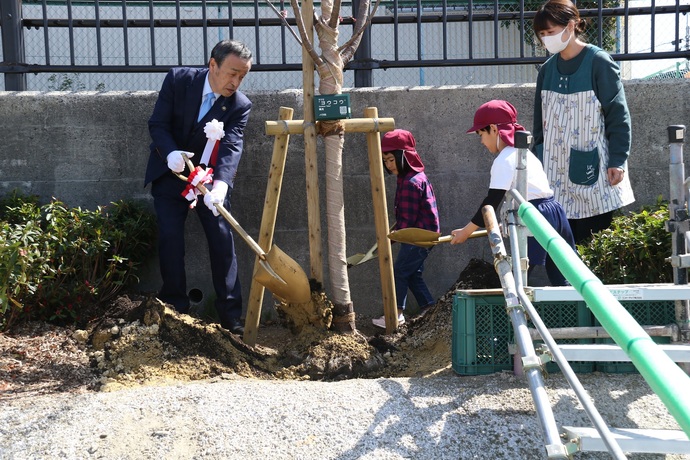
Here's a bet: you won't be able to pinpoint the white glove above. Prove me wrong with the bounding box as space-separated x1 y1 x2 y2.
203 180 229 217
166 150 194 173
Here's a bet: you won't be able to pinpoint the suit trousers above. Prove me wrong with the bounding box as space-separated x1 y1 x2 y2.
151 173 243 324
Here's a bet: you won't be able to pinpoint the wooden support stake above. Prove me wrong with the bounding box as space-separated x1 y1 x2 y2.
242 107 294 346
364 106 398 333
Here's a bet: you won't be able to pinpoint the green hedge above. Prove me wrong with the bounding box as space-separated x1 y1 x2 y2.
579 199 674 284
0 191 156 330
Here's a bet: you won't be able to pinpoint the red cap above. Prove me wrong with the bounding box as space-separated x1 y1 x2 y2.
381 129 425 172
466 100 525 147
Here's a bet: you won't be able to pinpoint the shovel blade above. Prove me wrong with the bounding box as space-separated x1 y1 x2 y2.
409 241 437 248
254 244 312 304
258 259 287 286
346 253 367 267
346 241 379 268
347 250 378 268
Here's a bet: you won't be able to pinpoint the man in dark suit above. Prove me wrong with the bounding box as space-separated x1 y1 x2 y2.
145 40 252 335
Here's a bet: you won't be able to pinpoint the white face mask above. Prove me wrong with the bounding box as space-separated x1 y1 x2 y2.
541 26 571 54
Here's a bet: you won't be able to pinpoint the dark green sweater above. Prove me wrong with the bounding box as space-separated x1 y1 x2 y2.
533 44 632 169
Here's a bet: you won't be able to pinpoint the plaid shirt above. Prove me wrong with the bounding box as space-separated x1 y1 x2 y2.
394 171 440 232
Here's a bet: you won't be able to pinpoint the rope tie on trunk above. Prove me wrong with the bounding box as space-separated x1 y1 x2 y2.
317 120 345 137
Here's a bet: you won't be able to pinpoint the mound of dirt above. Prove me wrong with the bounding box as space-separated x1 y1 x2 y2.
0 258 500 398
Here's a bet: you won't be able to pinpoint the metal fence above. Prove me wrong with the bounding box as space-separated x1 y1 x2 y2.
1 0 689 92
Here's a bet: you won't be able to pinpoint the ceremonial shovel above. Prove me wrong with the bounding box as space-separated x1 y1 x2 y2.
175 155 311 304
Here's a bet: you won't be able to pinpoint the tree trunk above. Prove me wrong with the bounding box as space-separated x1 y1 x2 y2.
314 6 356 332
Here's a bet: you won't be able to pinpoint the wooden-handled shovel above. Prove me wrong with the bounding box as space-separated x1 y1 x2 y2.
387 228 488 247
175 155 311 304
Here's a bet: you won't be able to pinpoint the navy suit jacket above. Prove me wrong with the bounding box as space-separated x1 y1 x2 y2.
145 66 252 189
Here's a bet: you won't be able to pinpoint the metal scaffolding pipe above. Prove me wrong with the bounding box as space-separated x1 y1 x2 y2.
667 125 690 345
506 213 627 459
526 324 679 341
484 206 571 459
511 192 690 439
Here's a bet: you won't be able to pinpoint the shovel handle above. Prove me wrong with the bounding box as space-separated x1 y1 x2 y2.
437 229 488 244
468 229 489 239
176 155 268 261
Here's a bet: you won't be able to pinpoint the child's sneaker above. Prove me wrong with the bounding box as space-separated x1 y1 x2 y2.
372 313 405 328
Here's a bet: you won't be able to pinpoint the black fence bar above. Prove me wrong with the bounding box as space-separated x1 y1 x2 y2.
175 0 182 65
14 5 689 29
417 0 422 61
147 0 154 66
280 0 287 64
393 0 400 61
442 0 448 60
467 0 474 60
5 48 685 76
200 0 208 60
41 0 49 65
67 0 75 65
2 54 688 73
252 0 260 64
226 0 233 40
0 0 26 89
353 0 373 87
622 0 629 54
492 0 498 58
96 0 103 65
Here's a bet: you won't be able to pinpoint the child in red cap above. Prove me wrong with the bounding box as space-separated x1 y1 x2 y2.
450 100 576 286
372 129 440 328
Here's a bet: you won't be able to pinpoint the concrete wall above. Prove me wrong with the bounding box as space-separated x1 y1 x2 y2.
1 80 689 319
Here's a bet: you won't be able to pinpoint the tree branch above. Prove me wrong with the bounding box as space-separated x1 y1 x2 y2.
290 0 324 66
263 0 303 47
329 0 342 29
339 0 381 64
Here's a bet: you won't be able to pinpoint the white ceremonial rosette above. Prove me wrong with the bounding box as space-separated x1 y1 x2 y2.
200 119 225 167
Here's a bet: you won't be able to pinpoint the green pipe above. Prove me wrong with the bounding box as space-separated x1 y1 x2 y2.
518 200 690 438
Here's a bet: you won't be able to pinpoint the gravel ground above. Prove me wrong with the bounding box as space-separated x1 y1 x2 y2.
1 372 688 460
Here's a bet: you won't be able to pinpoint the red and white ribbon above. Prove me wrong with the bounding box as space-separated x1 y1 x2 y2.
181 166 214 208
199 119 225 167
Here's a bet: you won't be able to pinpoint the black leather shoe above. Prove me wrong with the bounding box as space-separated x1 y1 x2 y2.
222 317 244 335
